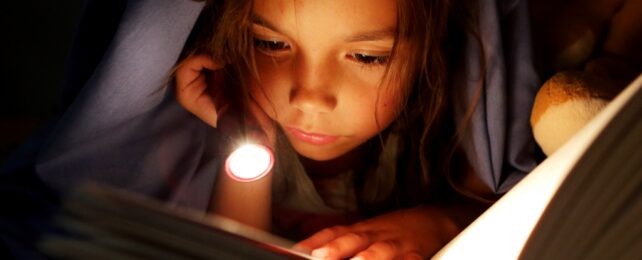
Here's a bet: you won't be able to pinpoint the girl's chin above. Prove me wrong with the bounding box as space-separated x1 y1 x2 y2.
289 142 347 162
293 147 341 162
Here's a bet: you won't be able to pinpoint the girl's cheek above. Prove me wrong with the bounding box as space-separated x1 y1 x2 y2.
342 61 388 86
251 57 292 119
255 55 290 85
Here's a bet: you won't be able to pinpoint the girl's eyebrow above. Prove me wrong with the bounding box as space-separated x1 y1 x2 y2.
344 28 396 42
251 14 282 33
251 14 395 42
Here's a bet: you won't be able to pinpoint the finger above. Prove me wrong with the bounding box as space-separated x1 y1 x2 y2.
175 55 224 127
350 240 401 260
176 73 220 127
175 54 221 90
192 89 221 128
313 232 372 260
181 54 220 76
294 226 350 254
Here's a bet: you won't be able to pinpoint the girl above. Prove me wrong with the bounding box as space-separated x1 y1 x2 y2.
175 0 496 258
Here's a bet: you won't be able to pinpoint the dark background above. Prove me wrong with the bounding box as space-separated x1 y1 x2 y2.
1 1 84 163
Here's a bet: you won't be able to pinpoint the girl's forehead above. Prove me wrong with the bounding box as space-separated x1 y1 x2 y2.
252 0 398 38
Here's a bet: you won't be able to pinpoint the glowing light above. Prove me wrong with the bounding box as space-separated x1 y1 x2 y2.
225 144 274 182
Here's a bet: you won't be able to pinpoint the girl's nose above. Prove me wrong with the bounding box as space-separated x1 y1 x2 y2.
289 87 337 113
289 57 338 113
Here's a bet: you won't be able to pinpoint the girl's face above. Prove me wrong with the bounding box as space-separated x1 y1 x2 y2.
250 0 406 161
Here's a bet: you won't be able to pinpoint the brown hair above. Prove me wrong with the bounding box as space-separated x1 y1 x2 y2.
179 0 480 213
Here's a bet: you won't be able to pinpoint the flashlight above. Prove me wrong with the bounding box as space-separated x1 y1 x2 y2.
225 144 274 182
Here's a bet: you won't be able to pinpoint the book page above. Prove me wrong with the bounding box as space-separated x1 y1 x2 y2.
39 183 318 260
433 74 642 260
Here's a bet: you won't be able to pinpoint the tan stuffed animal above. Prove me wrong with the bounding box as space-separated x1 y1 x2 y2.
529 0 642 156
530 69 627 155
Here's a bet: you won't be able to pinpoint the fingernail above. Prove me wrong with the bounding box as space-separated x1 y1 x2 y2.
311 248 329 258
291 244 308 253
212 113 218 128
350 256 364 260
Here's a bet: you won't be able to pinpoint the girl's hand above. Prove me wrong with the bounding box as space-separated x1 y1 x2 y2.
175 54 227 128
176 54 277 230
175 54 276 146
294 206 460 260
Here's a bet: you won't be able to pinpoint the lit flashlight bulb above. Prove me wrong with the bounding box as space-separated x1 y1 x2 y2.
225 144 274 182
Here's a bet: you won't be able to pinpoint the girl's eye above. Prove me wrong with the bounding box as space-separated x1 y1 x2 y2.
349 53 389 66
254 38 290 52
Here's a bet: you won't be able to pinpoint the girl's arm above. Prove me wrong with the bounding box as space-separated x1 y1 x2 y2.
210 166 273 230
175 54 275 230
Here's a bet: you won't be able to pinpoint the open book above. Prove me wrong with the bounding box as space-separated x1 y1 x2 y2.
40 75 641 259
38 183 316 259
434 74 642 259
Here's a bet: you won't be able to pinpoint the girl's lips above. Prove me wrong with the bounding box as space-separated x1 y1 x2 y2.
287 127 339 145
